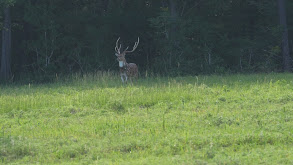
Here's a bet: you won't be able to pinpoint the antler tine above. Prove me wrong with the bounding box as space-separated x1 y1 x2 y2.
125 37 140 53
115 37 121 54
123 46 129 52
118 44 122 53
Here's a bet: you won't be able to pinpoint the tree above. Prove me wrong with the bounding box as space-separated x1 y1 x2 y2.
0 0 292 81
0 6 12 80
278 0 291 72
169 0 178 40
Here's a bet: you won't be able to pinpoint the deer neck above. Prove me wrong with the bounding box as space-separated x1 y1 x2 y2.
119 60 128 69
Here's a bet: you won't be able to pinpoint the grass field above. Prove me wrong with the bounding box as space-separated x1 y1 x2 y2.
1 73 293 164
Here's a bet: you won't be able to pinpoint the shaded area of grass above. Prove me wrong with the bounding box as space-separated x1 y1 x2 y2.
1 73 293 164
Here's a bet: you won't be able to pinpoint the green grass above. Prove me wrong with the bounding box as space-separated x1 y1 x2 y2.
1 73 293 164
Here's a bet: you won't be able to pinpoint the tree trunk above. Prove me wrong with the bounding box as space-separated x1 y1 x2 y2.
1 7 12 80
278 0 291 72
169 0 178 40
168 0 178 68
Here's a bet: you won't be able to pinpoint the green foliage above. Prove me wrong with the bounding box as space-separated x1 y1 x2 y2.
23 1 60 75
1 74 293 164
0 0 16 7
1 0 293 80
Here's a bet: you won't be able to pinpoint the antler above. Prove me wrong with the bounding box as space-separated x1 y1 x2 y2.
124 37 140 53
115 37 122 54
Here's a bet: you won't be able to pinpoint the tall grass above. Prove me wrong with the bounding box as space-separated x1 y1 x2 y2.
1 73 293 164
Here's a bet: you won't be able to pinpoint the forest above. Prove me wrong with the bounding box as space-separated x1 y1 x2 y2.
2 1 293 164
0 0 293 82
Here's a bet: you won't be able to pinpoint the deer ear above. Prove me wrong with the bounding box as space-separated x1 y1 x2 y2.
115 53 119 56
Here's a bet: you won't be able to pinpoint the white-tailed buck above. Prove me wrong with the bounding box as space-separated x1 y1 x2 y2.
115 37 139 83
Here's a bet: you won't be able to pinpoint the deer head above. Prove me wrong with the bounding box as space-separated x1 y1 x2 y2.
115 37 139 66
114 37 140 83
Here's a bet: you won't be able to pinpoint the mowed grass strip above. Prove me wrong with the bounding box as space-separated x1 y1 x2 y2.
1 73 293 164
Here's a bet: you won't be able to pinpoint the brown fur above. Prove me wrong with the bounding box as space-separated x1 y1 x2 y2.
118 56 138 80
125 63 138 78
115 37 139 83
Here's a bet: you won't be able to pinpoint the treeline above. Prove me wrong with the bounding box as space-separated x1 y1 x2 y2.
0 0 292 81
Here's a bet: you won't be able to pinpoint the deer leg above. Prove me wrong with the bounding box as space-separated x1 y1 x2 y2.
128 76 131 84
120 74 125 83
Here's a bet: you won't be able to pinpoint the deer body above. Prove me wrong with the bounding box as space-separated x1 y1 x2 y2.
115 37 139 83
119 62 138 83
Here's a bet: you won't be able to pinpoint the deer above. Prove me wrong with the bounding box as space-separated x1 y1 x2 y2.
115 37 139 83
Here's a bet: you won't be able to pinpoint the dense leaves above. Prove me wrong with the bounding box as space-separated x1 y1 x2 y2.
0 0 292 81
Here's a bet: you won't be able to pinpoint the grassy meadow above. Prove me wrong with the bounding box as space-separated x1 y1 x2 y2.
1 73 293 164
